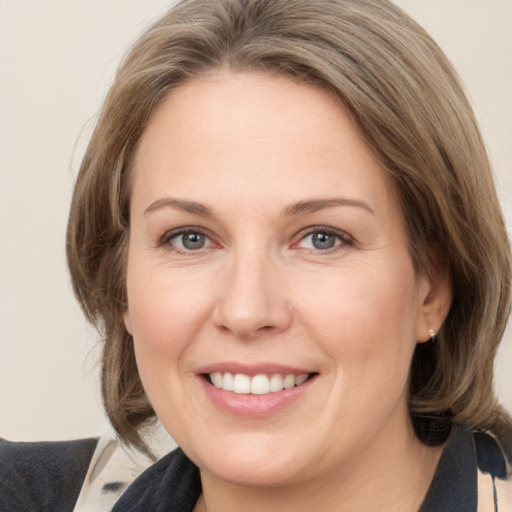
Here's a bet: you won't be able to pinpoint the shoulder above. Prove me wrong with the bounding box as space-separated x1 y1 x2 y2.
0 424 177 512
474 429 510 480
420 424 512 512
474 429 512 511
0 437 98 512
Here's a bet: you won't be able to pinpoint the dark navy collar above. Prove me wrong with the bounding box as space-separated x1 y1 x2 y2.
419 423 477 511
111 447 201 512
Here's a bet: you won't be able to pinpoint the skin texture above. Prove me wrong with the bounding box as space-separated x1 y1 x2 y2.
124 72 451 511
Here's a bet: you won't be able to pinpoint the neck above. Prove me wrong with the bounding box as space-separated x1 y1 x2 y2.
194 422 445 512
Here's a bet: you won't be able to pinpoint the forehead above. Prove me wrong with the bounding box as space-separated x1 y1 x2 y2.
131 71 396 216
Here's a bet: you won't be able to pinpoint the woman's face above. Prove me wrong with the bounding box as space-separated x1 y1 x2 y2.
124 72 444 487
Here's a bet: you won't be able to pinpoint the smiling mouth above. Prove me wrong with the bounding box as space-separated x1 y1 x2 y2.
203 372 317 395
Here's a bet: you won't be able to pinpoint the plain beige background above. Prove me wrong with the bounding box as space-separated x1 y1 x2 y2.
0 1 511 441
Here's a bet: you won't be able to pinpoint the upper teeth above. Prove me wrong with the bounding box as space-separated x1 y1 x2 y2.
209 372 309 395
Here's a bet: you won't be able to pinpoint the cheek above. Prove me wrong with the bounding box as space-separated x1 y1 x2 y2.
125 265 213 372
125 270 216 435
300 264 419 337
296 260 421 382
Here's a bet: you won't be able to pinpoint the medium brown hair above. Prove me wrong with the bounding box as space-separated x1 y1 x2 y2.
67 0 511 452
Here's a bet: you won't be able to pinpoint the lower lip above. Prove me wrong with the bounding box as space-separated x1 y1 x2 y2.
200 376 315 418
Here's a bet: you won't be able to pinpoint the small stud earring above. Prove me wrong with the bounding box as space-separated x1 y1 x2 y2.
428 329 437 343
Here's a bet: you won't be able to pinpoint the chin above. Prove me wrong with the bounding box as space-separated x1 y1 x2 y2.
184 431 314 488
204 457 304 488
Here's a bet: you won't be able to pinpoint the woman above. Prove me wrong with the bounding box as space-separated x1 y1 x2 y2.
3 0 511 510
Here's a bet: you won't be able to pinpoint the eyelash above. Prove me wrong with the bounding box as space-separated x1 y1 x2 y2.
158 226 353 254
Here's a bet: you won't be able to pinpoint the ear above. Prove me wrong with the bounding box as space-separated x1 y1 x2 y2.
414 270 452 343
123 309 133 335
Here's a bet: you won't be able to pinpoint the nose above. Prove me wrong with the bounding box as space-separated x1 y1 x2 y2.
212 250 293 340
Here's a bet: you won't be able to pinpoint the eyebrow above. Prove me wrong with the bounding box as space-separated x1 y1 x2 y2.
144 198 211 216
144 196 375 217
282 198 375 217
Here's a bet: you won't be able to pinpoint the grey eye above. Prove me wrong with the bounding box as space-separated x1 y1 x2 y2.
180 232 206 250
297 230 345 251
310 232 337 250
164 229 215 253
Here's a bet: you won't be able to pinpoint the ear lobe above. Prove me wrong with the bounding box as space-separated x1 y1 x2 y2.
123 309 133 335
415 272 452 343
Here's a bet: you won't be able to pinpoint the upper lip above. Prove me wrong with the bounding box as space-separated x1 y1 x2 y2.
196 362 315 376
